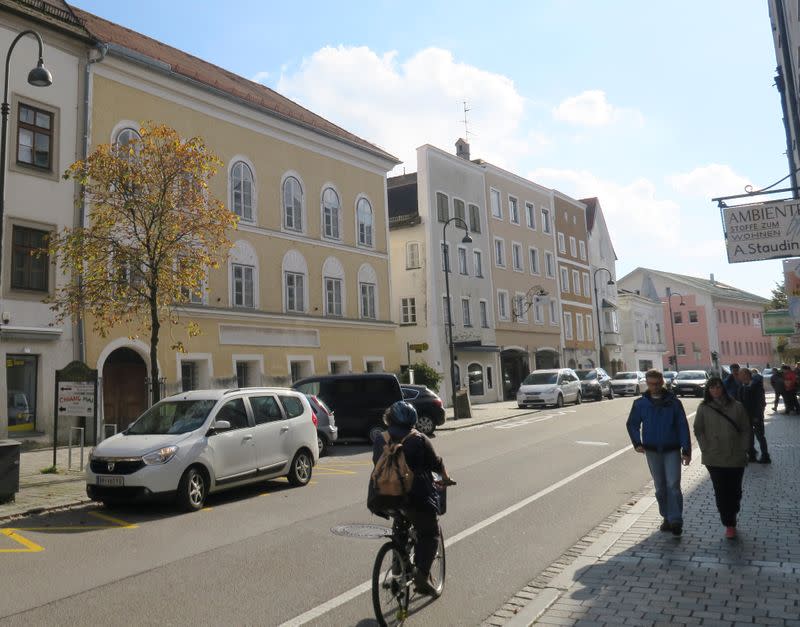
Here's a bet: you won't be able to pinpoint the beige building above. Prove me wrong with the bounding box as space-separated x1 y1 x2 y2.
554 192 596 369
73 9 401 431
478 159 561 398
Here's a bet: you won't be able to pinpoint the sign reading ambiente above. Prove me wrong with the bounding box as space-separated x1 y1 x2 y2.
722 199 800 263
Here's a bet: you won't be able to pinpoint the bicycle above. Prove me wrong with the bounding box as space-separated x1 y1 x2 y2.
371 477 455 626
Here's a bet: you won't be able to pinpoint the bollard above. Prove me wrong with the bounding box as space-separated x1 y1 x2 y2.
68 426 85 471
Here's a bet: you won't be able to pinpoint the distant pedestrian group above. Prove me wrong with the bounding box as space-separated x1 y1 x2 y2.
770 363 800 415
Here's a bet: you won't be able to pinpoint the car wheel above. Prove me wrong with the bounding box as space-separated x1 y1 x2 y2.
177 466 207 512
317 432 328 457
607 388 614 400
287 450 313 486
517 404 525 409
417 414 435 436
368 425 385 444
556 394 564 408
575 392 582 405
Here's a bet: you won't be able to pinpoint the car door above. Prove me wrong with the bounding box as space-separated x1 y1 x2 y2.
207 397 257 483
278 394 309 458
569 372 581 400
248 394 290 475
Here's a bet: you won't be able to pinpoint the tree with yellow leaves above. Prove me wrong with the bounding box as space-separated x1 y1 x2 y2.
48 123 238 405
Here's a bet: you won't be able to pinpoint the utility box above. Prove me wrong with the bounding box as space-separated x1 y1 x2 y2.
0 440 21 503
454 389 472 419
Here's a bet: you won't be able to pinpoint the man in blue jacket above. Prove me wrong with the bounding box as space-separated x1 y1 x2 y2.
626 369 692 536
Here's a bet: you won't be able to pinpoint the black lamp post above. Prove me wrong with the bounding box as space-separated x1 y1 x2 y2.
442 216 471 419
0 30 52 296
665 287 685 373
592 267 614 369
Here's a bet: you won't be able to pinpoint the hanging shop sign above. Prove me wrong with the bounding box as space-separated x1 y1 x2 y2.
761 310 796 335
722 199 800 263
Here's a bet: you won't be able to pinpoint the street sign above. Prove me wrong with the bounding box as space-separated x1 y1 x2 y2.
57 382 95 417
722 199 800 263
409 342 429 352
762 310 796 335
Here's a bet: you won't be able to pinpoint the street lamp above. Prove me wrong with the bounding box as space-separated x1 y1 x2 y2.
593 267 614 369
442 216 472 419
665 287 685 373
0 30 53 297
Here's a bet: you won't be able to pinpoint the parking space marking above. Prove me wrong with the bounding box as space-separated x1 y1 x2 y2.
495 410 576 430
88 511 138 529
0 529 44 553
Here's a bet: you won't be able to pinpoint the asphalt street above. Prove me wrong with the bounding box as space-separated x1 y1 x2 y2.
0 394 703 626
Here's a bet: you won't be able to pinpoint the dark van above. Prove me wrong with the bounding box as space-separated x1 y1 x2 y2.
292 373 402 442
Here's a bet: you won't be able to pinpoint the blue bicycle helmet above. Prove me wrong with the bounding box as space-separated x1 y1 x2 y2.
383 400 418 427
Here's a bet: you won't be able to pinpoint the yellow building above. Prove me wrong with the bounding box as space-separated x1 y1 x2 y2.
74 9 400 430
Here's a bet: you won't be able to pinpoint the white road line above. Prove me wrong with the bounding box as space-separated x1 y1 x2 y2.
278 442 636 627
575 441 609 446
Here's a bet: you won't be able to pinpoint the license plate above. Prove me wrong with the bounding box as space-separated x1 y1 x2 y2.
98 475 124 487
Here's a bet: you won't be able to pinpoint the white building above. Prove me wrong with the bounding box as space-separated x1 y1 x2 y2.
1 1 89 440
617 287 667 372
388 144 502 407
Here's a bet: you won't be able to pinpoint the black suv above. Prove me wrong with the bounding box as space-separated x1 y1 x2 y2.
292 373 402 442
400 385 445 435
574 368 614 401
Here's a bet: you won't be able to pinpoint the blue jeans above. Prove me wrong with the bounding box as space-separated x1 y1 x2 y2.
645 449 683 524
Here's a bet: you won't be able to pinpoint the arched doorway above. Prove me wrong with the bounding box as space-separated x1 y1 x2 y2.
501 349 530 400
103 347 148 432
535 348 559 370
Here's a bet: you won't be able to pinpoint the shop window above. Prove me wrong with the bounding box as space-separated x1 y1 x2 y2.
6 355 37 433
468 363 485 396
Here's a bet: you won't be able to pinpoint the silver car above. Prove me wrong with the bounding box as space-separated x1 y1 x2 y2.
517 368 582 408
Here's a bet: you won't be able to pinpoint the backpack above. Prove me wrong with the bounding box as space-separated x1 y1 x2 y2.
367 430 416 514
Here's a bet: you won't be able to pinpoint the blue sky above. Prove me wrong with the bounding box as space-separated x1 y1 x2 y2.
71 0 786 298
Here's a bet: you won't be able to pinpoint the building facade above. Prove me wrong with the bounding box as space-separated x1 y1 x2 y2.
74 8 401 432
554 193 596 369
617 287 666 372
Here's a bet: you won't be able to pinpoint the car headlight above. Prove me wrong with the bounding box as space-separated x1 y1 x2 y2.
142 446 178 465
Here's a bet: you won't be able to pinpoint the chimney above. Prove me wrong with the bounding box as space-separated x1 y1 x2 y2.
710 273 715 284
456 138 470 160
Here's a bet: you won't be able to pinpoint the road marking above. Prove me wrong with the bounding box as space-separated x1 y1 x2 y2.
0 529 44 553
575 441 609 446
277 442 637 627
495 410 575 430
88 511 138 529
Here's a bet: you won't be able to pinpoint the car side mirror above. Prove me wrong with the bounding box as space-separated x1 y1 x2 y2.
208 420 231 435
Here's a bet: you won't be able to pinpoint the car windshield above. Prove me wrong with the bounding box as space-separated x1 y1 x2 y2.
127 400 216 435
522 372 558 385
664 372 676 378
676 371 706 380
615 372 638 380
575 370 596 380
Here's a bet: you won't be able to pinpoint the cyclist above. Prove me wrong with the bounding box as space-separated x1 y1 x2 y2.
372 400 452 596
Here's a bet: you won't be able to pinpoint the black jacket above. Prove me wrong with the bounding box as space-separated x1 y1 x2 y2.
740 379 766 418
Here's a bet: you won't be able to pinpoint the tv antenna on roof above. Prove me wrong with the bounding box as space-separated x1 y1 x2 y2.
461 100 473 141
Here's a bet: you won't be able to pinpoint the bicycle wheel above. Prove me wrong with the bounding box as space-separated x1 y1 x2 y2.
428 528 446 597
372 542 410 626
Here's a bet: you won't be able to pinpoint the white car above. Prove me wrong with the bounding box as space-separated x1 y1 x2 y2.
610 371 647 396
517 368 582 408
86 388 319 511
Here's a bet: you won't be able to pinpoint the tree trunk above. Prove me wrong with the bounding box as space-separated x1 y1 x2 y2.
149 298 161 406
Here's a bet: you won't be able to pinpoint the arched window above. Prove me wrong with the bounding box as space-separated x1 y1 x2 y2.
231 161 254 222
283 250 308 313
283 176 303 231
468 363 485 396
322 187 340 240
357 197 373 247
322 256 345 317
114 127 140 148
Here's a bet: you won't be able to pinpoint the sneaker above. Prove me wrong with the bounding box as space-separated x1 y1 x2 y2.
725 526 737 539
671 522 683 536
758 454 772 464
413 572 438 596
660 519 671 532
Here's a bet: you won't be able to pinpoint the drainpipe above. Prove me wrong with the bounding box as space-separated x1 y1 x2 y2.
76 43 107 363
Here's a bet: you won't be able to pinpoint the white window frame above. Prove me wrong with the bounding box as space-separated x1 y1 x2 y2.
360 282 377 319
479 299 489 328
285 271 306 313
356 195 374 248
458 246 468 275
462 297 472 327
401 297 417 324
534 300 544 324
229 240 258 308
550 299 559 326
579 240 586 261
327 356 353 374
494 237 506 268
557 232 566 253
231 354 264 388
525 201 536 230
229 158 256 223
514 292 527 323
490 187 502 219
473 250 483 278
528 247 540 275
406 241 421 269
564 311 573 340
282 172 305 233
560 267 569 293
468 203 481 233
576 313 585 341
324 276 343 317
511 242 523 272
583 273 590 299
545 251 555 278
541 207 552 234
497 289 509 321
177 353 213 391
232 263 255 308
586 316 593 341
569 236 577 257
442 295 452 326
509 196 519 224
572 269 581 296
321 184 342 241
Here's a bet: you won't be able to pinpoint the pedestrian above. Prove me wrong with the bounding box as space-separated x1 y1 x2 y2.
626 369 691 536
723 363 741 399
739 369 771 464
770 367 784 412
693 376 750 539
781 364 799 414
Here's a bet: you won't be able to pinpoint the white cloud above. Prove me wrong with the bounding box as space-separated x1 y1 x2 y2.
552 90 643 127
667 164 752 200
251 71 270 85
276 46 531 172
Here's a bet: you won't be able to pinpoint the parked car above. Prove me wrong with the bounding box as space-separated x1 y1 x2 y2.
86 388 318 511
400 385 445 435
672 370 710 397
663 371 678 390
292 373 403 443
610 371 647 396
516 368 581 408
574 368 614 401
305 394 337 456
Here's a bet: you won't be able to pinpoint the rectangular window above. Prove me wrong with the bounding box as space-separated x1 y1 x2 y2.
458 247 468 275
285 271 305 312
515 294 526 322
545 251 555 277
576 313 585 340
181 361 198 392
454 198 466 224
490 188 502 218
437 192 449 223
541 207 552 233
677 343 686 356
441 242 450 272
17 103 53 170
462 298 472 326
232 264 254 308
560 267 569 293
469 203 481 233
443 296 451 326
579 240 586 260
473 250 483 277
525 202 536 229
689 310 698 323
534 301 544 324
11 226 48 291
529 247 540 274
572 270 581 296
583 273 590 299
509 196 519 224
406 242 420 269
480 300 489 327
512 243 523 271
360 282 376 319
557 232 566 253
235 361 251 388
673 311 683 324
550 299 558 325
722 309 727 323
564 312 573 340
569 236 577 257
401 297 417 324
498 291 509 320
325 277 343 316
586 315 593 341
494 238 505 267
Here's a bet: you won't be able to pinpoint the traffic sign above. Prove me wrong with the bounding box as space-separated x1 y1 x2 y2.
409 342 429 352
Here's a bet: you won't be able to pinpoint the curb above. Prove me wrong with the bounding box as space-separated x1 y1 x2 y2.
439 408 544 431
0 496 94 523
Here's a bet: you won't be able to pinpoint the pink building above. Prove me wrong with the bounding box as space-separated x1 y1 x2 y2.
618 268 776 371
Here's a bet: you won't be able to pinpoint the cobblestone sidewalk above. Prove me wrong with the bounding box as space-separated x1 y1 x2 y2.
485 409 800 626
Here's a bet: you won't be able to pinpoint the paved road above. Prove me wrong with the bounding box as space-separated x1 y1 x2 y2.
0 395 702 626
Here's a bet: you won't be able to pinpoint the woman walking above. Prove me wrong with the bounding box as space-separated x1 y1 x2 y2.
693 376 751 539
